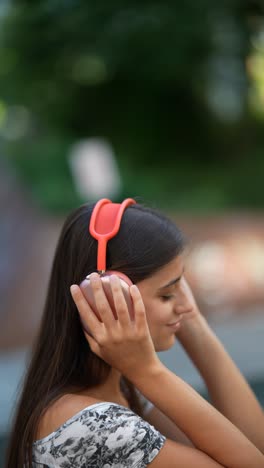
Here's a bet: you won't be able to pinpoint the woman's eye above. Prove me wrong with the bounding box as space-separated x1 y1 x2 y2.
161 295 174 302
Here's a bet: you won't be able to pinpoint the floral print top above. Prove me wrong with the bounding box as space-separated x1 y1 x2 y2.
32 402 166 467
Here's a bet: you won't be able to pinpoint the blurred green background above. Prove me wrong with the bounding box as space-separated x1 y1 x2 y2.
1 2 264 466
0 0 264 213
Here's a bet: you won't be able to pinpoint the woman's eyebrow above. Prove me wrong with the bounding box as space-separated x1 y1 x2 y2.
158 269 185 291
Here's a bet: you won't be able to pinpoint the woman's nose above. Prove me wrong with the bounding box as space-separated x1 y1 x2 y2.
173 301 193 315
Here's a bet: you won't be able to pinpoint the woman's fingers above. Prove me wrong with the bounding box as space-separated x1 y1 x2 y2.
130 284 148 333
84 332 103 358
89 273 116 328
70 284 101 336
71 279 158 379
71 278 148 338
110 275 131 326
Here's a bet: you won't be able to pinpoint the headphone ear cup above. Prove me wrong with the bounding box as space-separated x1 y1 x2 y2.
101 274 134 320
104 270 133 286
79 273 134 325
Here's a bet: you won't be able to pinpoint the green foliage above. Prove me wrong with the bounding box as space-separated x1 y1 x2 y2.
0 0 264 212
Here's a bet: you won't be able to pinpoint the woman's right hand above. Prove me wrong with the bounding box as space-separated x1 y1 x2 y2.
71 276 264 468
70 273 161 381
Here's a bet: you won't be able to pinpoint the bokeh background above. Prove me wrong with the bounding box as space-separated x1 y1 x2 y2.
1 0 264 464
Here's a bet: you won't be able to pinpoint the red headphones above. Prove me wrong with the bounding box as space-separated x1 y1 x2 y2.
89 198 136 279
79 198 136 321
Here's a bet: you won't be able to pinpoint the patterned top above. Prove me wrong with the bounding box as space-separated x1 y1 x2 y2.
32 402 166 467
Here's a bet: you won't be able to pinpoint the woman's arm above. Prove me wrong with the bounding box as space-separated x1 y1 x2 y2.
176 280 264 453
134 363 263 468
144 404 193 446
71 276 264 467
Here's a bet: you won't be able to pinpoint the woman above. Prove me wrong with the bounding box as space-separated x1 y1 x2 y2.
6 200 264 467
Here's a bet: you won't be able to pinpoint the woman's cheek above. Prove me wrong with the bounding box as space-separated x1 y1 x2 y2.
144 301 160 326
150 301 168 326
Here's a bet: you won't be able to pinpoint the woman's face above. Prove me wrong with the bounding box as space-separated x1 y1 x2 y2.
137 255 192 351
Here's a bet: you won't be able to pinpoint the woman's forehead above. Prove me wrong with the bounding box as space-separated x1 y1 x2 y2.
138 255 184 290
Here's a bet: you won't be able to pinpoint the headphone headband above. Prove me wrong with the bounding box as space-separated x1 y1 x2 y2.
89 198 136 272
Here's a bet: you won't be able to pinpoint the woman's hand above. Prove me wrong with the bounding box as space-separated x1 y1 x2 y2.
175 279 264 455
176 276 200 320
176 276 205 325
176 276 208 342
70 273 161 381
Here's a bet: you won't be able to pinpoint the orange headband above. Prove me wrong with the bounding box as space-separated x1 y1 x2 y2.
89 198 136 273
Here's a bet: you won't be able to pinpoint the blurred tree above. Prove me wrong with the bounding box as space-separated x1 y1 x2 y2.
0 0 264 211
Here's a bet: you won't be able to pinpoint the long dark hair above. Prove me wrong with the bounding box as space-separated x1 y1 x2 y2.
6 201 186 467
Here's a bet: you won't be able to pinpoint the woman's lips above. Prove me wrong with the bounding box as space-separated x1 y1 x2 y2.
167 318 182 330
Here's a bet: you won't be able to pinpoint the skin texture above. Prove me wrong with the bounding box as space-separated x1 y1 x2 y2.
77 255 194 401
37 255 264 467
69 268 264 467
37 255 192 439
136 255 193 351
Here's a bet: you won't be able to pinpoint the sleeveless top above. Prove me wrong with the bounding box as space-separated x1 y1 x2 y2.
32 400 166 467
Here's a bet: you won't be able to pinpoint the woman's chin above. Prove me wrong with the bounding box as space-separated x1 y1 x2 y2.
155 334 177 352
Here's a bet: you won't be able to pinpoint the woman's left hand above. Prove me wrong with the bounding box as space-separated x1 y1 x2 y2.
176 276 201 321
176 277 208 341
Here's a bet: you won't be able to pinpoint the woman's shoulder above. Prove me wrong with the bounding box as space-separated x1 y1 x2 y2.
36 385 155 440
33 393 166 468
36 393 108 440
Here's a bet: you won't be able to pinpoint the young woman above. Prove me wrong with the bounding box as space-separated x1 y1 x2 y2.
6 199 264 467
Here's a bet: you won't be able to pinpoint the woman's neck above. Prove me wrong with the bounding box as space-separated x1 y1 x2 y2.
75 368 129 407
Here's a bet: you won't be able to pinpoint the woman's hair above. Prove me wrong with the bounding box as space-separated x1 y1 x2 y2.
6 201 186 467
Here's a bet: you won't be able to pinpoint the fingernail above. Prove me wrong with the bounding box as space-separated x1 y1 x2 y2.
90 272 99 281
110 275 118 282
70 285 78 294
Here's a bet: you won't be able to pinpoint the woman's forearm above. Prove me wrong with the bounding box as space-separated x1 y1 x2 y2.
177 314 264 452
132 363 263 467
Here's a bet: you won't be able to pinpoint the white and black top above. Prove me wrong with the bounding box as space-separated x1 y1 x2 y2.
32 401 166 467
